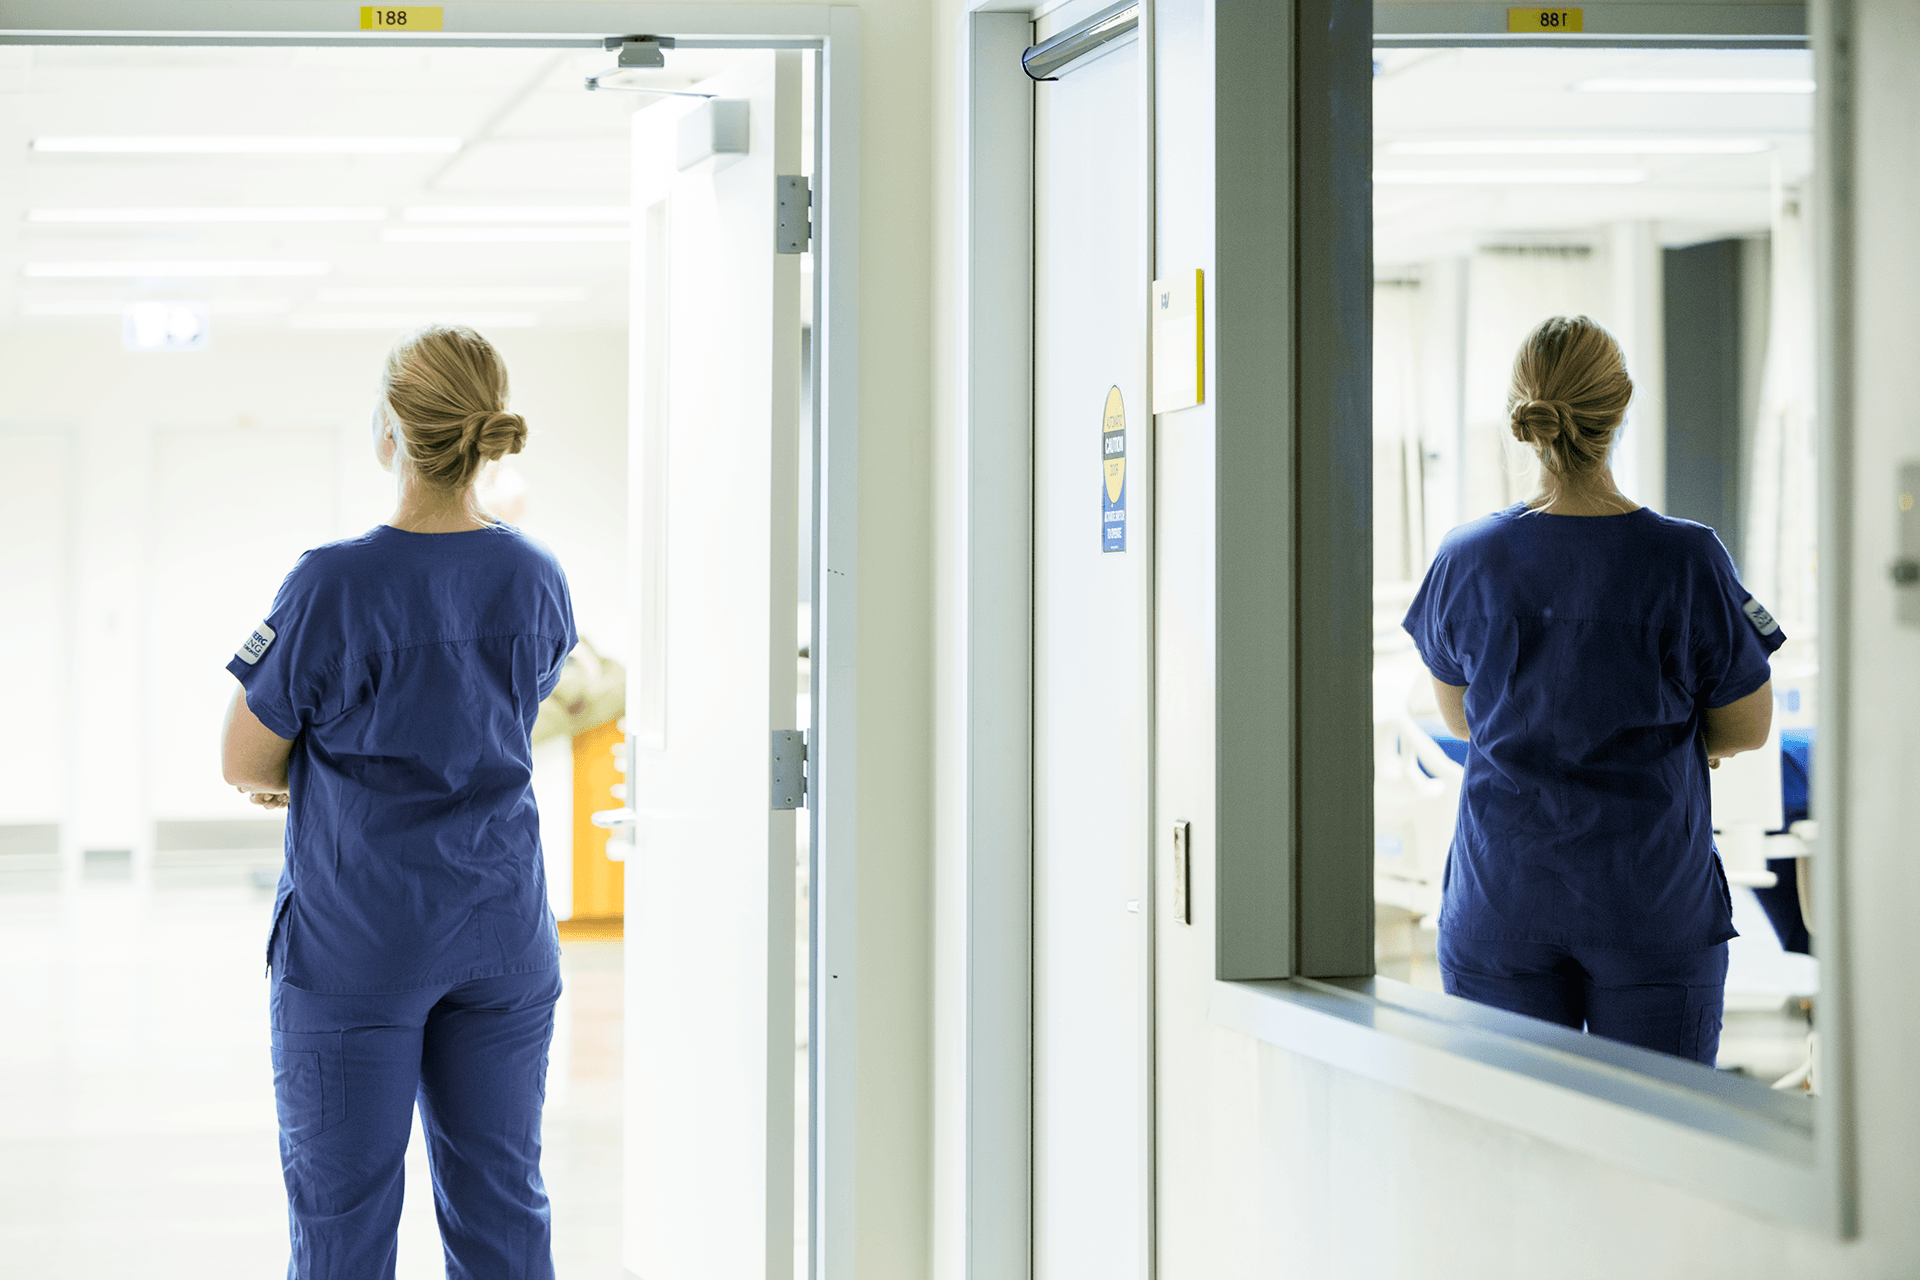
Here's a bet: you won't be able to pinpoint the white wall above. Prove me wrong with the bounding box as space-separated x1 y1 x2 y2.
0 324 627 851
1144 2 1920 1278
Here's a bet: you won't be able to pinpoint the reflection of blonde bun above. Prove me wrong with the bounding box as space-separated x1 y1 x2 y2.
1509 398 1574 446
1505 316 1633 476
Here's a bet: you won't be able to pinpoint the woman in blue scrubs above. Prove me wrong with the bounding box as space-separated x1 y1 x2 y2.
219 325 576 1278
1404 315 1781 1065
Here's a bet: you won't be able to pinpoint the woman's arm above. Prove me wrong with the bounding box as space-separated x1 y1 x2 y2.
1703 679 1773 764
222 686 293 805
1432 678 1471 741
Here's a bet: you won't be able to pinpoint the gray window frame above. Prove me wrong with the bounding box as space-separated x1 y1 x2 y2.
1210 0 1856 1237
954 0 1853 1253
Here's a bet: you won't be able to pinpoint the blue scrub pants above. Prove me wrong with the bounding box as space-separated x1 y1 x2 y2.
1438 932 1728 1065
269 965 563 1279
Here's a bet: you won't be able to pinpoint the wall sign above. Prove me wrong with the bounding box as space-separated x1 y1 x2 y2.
1506 8 1582 31
359 7 444 30
1102 386 1126 553
1151 270 1204 414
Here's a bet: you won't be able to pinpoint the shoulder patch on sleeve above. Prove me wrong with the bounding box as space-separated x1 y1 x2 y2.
1741 596 1780 637
236 621 277 666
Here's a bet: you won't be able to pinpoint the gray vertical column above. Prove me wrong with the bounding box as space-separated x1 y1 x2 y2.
1663 239 1745 560
1292 0 1375 976
1213 0 1373 979
1214 0 1298 979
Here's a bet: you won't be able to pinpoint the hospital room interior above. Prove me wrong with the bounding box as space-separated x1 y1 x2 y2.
0 20 1854 1280
0 43 814 1277
1368 44 1821 1087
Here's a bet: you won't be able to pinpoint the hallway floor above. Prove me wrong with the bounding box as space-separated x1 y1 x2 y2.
0 879 624 1278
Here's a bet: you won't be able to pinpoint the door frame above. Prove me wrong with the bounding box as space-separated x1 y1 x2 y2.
0 6 863 1275
949 3 1158 1277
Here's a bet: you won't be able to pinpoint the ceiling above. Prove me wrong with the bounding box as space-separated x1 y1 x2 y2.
1374 47 1815 266
0 43 1814 332
0 44 754 334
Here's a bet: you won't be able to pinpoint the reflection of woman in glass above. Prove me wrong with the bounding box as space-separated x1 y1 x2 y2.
1403 315 1781 1064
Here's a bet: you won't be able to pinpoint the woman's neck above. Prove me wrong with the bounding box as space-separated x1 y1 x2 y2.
388 465 493 533
1526 464 1641 517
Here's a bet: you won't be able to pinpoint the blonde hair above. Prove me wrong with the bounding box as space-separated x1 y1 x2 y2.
1506 315 1633 476
380 325 527 489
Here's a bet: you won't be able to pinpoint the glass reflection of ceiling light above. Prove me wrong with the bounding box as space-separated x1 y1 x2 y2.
32 136 462 154
123 302 209 352
400 206 629 223
28 207 387 223
1374 169 1648 185
380 227 630 244
25 261 331 278
1574 79 1815 94
1386 139 1769 156
317 287 589 303
23 298 291 316
289 311 541 330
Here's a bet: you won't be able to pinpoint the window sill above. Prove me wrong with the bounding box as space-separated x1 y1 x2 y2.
1210 975 1828 1229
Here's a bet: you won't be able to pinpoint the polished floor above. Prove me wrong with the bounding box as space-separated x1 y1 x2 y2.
0 879 624 1278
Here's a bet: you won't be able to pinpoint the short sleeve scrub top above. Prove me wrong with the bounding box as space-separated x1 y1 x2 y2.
1402 505 1784 1060
229 522 577 993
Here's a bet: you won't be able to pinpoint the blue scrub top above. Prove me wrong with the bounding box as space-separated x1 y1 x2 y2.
1403 504 1784 952
229 523 577 994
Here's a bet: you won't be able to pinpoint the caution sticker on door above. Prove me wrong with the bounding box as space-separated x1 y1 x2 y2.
1102 386 1127 554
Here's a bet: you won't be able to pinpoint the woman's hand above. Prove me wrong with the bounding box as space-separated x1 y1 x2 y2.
240 787 289 810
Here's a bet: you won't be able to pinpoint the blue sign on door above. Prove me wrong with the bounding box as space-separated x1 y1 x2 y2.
1102 386 1126 553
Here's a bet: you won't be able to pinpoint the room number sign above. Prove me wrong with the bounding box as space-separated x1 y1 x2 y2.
1507 8 1583 30
359 7 444 29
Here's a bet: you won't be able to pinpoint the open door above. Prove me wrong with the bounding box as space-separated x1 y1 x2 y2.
623 50 804 1280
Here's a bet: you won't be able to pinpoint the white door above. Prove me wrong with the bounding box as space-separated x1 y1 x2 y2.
1033 29 1151 1280
624 51 803 1280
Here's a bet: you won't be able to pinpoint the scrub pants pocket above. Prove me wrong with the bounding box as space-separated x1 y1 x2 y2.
271 1030 347 1148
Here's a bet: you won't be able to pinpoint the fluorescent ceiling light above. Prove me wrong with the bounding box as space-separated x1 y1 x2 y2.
1374 169 1648 185
27 207 387 223
381 227 630 244
290 311 541 330
22 298 292 316
1385 139 1769 156
317 287 590 303
401 206 629 223
25 261 331 278
1574 79 1815 94
32 136 462 154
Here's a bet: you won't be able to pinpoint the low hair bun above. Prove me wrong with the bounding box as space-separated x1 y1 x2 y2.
466 409 528 463
1505 316 1634 476
380 325 526 490
1509 398 1573 446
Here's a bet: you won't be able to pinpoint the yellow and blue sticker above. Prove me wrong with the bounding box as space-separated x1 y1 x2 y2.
1102 386 1126 553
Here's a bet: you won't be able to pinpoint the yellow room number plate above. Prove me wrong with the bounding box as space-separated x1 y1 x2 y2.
1508 7 1584 31
360 7 444 30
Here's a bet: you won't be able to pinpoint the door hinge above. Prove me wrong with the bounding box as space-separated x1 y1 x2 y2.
771 729 808 809
776 175 812 255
